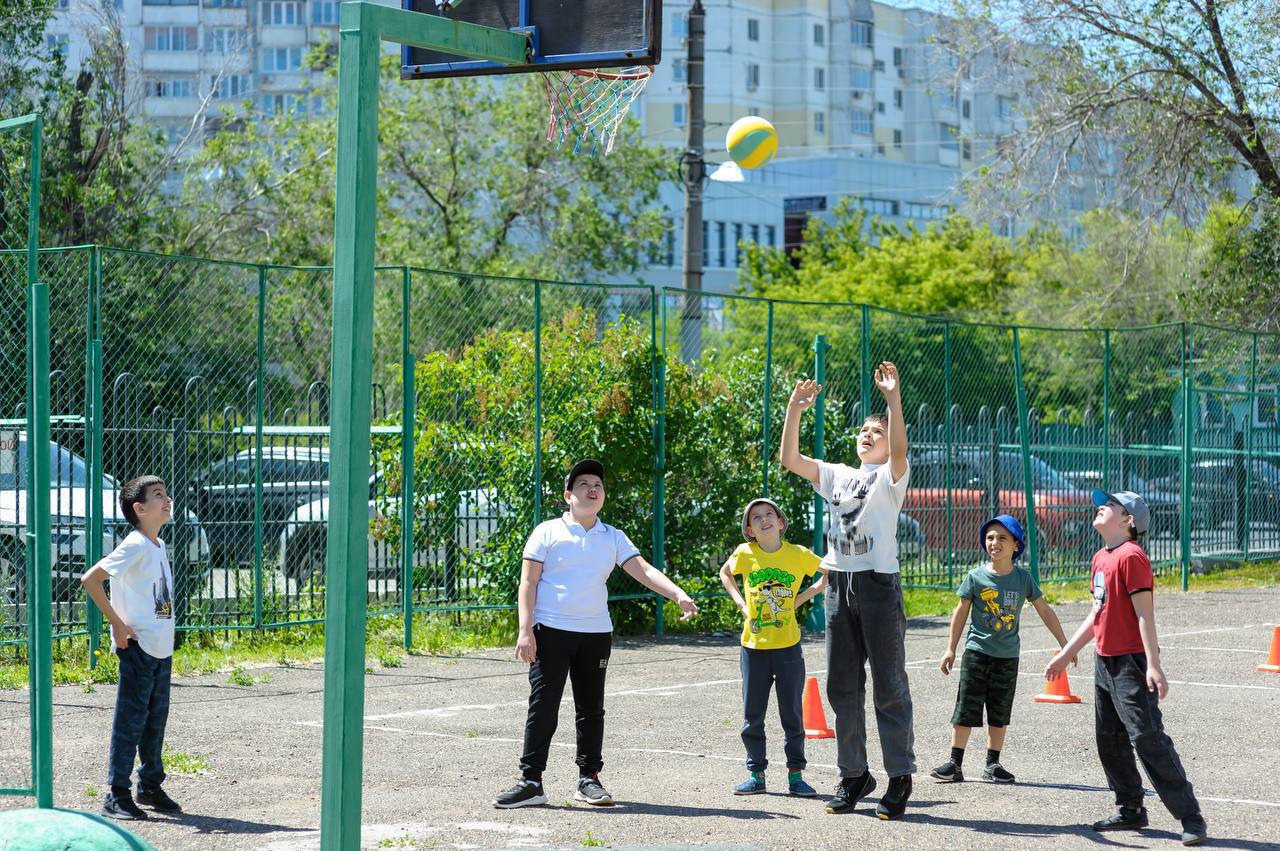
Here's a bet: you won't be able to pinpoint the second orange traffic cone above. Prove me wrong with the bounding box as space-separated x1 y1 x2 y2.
1033 671 1082 704
802 676 835 738
1259 626 1280 673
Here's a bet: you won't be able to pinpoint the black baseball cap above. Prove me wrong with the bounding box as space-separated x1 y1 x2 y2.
565 458 605 491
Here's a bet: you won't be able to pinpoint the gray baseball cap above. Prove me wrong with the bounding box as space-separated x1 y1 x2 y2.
741 498 788 541
1092 489 1150 535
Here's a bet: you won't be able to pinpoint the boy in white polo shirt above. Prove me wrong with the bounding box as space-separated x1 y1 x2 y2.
493 458 699 809
81 475 182 821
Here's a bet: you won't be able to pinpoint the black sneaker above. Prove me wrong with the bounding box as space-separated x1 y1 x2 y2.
492 778 547 809
876 774 912 820
1092 806 1149 832
102 790 148 821
137 786 182 813
982 763 1015 784
929 760 964 782
825 772 876 814
1180 813 1208 846
574 773 614 806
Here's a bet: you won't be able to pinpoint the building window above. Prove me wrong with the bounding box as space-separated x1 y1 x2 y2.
260 93 301 114
211 74 250 99
55 0 70 8
1069 186 1085 210
814 68 824 90
144 0 197 5
873 59 885 72
750 223 760 244
716 221 726 267
261 1 302 26
206 28 247 53
145 26 198 51
997 95 1017 118
733 223 744 265
262 47 303 72
746 63 760 91
876 101 885 114
893 129 902 149
851 110 872 135
940 123 959 151
893 47 904 66
672 13 688 37
893 89 902 109
943 89 958 110
204 0 245 6
765 224 776 246
702 220 709 263
851 66 871 93
673 102 686 126
146 77 194 98
814 111 825 134
312 0 338 25
672 58 686 82
962 139 972 160
813 24 825 46
851 20 872 48
747 18 759 42
859 197 899 216
45 34 69 56
962 99 971 119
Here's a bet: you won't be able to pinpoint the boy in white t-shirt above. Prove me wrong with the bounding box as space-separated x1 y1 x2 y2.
493 458 699 810
780 362 916 820
81 475 182 821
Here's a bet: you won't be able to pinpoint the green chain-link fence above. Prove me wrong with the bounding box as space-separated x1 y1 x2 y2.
3 243 1280 661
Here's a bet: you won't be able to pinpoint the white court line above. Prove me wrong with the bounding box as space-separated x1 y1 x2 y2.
1016 672 1280 692
321 720 1280 811
1161 645 1267 653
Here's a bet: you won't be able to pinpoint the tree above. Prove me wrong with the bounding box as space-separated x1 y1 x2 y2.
174 56 674 280
944 0 1280 217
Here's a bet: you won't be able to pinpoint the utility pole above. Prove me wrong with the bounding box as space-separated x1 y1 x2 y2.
679 0 705 364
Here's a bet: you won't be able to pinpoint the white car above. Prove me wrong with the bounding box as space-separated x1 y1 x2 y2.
0 436 210 604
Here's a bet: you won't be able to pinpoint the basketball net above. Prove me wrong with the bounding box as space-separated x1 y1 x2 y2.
541 67 652 155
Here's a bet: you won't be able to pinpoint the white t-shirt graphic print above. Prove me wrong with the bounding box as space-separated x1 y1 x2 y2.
815 459 910 574
100 529 176 658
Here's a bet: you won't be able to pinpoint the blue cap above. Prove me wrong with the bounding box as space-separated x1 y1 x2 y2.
981 514 1026 561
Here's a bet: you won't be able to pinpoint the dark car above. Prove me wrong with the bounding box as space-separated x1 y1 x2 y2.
1150 458 1280 529
1064 469 1181 540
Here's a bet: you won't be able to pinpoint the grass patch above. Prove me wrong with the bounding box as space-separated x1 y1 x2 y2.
161 747 209 775
83 784 99 799
580 831 606 847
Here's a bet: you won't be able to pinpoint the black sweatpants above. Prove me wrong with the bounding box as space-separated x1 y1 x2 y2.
519 623 612 781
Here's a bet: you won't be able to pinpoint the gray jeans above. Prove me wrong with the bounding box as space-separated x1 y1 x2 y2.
825 570 916 778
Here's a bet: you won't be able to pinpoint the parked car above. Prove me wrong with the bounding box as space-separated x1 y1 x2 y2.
1063 469 1181 539
904 449 1094 556
1150 458 1280 528
0 436 209 604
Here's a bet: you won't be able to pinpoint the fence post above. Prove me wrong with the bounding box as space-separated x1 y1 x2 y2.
1245 332 1257 559
859 305 871 417
86 246 103 669
807 334 828 632
253 265 267 630
533 279 543 525
1180 376 1193 591
943 322 954 587
761 301 774 495
651 290 666 637
1011 327 1040 584
1103 328 1111 486
171 417 190 641
401 267 415 651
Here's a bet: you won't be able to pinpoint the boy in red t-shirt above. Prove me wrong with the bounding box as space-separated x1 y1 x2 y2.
1046 490 1206 847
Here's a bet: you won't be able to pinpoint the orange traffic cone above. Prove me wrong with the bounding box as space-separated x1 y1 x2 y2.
1033 671 1082 704
802 676 835 739
1259 626 1280 673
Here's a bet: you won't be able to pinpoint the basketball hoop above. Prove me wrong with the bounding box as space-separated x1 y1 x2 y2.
541 67 653 156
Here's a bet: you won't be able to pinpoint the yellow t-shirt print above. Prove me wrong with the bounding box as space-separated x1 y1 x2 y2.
729 542 822 650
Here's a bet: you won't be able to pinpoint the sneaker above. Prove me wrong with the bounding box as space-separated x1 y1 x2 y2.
982 763 1015 784
137 786 182 813
733 774 766 795
1092 806 1149 832
825 772 876 814
493 778 547 809
788 776 817 797
1180 814 1208 846
929 760 964 782
102 791 148 821
574 773 614 806
876 774 912 821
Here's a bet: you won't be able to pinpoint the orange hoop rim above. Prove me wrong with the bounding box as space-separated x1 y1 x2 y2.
556 67 654 82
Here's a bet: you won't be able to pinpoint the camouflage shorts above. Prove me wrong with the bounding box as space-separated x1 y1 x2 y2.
951 649 1019 728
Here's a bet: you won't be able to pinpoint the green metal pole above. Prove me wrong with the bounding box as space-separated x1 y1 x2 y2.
653 294 666 637
401 267 415 651
1011 328 1040 584
322 6 381 846
943 323 954 588
808 334 827 632
1245 333 1257 560
253 265 267 630
1180 376 1193 591
86 247 103 669
1102 329 1111 487
859 305 871 417
533 280 542 524
761 302 774 496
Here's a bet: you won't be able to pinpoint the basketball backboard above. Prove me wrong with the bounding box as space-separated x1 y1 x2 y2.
401 0 662 80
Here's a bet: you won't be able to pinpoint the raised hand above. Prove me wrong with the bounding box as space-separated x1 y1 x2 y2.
873 362 900 398
789 379 822 410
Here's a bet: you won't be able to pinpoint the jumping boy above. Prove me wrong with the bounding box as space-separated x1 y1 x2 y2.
1045 490 1207 846
719 497 827 797
779 362 916 820
493 458 699 809
81 475 182 820
931 514 1071 784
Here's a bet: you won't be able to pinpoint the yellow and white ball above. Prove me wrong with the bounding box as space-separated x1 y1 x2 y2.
725 115 778 170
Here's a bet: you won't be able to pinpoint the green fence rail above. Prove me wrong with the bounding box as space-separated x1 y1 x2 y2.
3 245 1280 660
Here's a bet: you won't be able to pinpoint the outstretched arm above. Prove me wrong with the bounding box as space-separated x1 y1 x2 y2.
874 362 908 483
780 379 821 484
1045 611 1095 680
622 555 699 621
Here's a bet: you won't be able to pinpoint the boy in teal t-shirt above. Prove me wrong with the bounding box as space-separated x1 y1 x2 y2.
931 515 1071 784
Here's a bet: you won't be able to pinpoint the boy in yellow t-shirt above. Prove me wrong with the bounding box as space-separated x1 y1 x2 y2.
720 497 827 797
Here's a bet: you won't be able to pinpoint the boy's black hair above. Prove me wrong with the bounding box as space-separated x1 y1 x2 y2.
120 475 166 528
863 412 889 429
